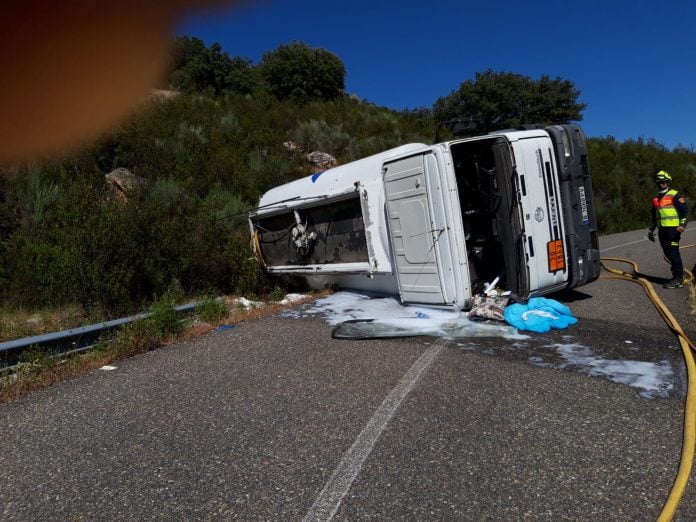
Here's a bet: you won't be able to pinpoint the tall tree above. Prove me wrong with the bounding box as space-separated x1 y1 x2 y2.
169 36 259 95
259 41 345 103
434 70 586 133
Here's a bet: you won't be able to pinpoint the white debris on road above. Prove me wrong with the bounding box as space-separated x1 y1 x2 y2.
233 297 265 309
285 290 675 399
278 293 306 305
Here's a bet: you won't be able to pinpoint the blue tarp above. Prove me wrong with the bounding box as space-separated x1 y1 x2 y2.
503 297 577 333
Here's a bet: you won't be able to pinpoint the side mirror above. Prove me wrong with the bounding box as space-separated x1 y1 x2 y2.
434 118 477 143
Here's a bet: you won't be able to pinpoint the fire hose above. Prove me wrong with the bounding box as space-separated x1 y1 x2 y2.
600 254 695 521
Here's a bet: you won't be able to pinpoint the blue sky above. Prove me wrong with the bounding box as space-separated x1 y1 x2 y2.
177 0 695 150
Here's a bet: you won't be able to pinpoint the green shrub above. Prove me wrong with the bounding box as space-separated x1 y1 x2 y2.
147 294 184 339
291 119 352 156
17 345 56 379
108 320 161 360
195 297 229 324
588 137 696 234
226 234 265 296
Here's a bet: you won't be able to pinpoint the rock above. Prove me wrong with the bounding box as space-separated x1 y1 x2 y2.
306 151 337 169
283 141 302 154
105 168 146 202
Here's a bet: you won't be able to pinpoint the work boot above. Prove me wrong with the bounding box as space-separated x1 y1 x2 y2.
663 278 684 289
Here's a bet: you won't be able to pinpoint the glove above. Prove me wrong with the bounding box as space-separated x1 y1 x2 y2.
647 230 655 242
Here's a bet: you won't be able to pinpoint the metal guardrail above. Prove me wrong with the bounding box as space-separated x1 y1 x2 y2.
0 302 199 372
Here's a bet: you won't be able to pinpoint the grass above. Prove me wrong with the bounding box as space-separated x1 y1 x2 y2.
195 296 229 324
0 290 326 404
0 305 92 343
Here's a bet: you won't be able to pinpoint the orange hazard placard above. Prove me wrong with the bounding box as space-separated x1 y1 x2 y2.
547 240 565 272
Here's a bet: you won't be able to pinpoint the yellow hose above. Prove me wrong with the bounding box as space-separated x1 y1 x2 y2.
600 258 696 521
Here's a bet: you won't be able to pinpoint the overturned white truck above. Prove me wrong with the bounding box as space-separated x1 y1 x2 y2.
249 124 600 309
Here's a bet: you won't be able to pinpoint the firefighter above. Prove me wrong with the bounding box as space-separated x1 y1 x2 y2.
648 170 688 288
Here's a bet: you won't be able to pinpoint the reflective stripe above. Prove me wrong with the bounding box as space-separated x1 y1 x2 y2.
653 189 681 227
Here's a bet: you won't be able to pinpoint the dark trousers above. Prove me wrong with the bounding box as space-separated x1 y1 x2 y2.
658 227 683 279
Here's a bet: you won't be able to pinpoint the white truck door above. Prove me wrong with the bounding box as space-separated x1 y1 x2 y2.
383 152 454 305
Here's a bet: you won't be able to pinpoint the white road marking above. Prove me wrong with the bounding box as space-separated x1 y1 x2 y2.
601 226 695 254
601 238 649 253
303 340 446 521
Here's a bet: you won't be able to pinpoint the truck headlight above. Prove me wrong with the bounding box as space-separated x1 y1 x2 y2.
561 128 572 158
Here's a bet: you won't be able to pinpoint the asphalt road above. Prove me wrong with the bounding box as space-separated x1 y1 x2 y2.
1 228 696 521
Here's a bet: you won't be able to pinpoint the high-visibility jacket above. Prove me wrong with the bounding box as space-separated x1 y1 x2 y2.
652 189 687 228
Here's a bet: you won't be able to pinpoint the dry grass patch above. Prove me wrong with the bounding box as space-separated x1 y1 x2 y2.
0 305 90 343
0 290 329 404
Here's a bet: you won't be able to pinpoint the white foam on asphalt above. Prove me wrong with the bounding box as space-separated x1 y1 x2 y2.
295 291 457 325
289 291 525 339
541 342 674 399
288 291 675 399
